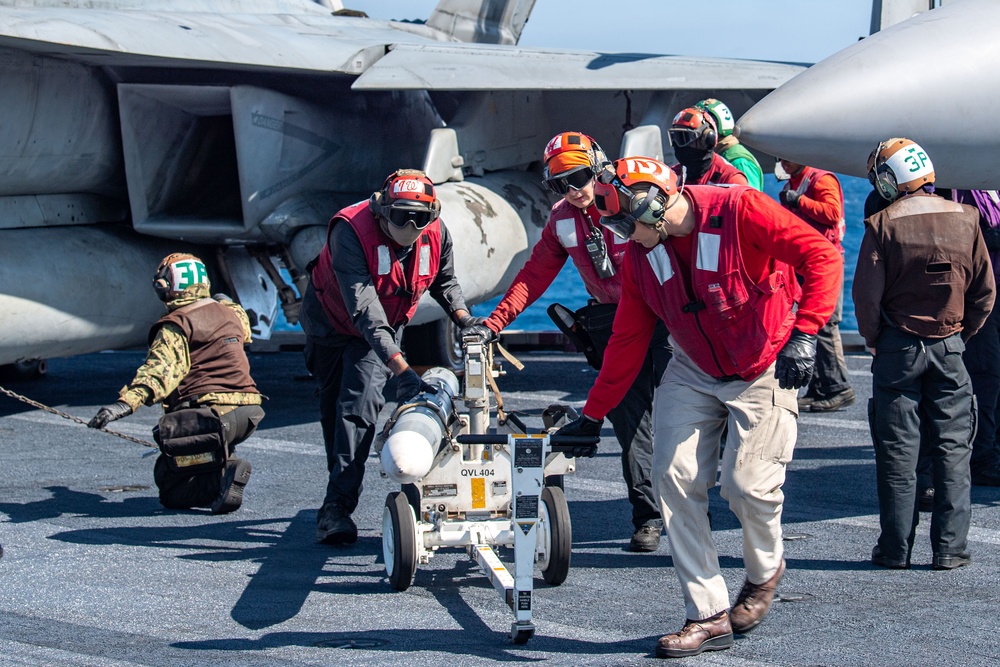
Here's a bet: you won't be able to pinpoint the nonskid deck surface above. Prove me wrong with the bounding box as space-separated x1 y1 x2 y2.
0 350 997 666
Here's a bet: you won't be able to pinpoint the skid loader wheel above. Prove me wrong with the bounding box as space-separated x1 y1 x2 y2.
538 485 571 585
382 491 418 591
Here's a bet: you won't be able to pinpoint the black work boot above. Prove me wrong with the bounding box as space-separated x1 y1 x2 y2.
211 458 252 515
317 504 358 545
629 524 661 552
809 387 856 412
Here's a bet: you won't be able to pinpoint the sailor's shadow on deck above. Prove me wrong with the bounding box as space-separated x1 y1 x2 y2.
0 485 162 522
172 624 656 661
47 508 390 630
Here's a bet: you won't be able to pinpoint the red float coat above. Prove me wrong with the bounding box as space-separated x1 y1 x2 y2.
671 153 749 187
781 166 845 252
582 186 842 420
311 201 442 337
484 200 627 332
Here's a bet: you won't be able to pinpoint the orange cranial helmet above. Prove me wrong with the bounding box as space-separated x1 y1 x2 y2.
542 132 609 194
593 157 679 239
668 107 718 151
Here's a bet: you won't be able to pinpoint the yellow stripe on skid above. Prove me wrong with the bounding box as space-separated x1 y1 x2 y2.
471 477 486 509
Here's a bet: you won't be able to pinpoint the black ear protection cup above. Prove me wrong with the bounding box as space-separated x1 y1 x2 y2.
368 190 383 216
153 266 171 301
703 127 718 150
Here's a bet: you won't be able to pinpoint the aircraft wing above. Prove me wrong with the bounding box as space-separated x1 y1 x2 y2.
351 43 804 91
0 4 803 88
0 3 441 73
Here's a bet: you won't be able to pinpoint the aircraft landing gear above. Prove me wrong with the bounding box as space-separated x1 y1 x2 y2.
0 358 47 380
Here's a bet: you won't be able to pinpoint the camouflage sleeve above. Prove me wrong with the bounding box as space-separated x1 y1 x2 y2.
118 323 191 410
223 301 254 343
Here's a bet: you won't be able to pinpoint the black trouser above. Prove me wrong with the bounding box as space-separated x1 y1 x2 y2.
963 300 1000 470
869 329 974 562
305 335 390 515
807 286 852 399
605 320 671 530
153 404 264 509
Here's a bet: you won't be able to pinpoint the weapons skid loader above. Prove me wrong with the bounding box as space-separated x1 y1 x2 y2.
376 334 598 644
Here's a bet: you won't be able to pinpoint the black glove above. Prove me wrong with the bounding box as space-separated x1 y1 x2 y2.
88 401 133 429
774 328 817 390
780 189 801 208
555 414 603 438
554 414 603 458
458 315 498 344
395 369 436 403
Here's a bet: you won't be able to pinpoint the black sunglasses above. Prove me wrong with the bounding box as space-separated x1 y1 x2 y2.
544 166 594 195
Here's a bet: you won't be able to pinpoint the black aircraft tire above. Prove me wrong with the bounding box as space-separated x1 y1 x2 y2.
402 319 463 371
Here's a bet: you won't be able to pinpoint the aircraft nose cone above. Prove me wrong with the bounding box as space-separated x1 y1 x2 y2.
736 0 1000 189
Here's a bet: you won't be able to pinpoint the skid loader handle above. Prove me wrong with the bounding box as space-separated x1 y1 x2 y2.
456 434 599 457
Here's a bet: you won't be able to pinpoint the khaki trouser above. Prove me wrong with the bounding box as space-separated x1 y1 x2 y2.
652 344 798 621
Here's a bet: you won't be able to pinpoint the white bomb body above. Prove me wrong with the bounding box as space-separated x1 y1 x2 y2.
381 367 460 485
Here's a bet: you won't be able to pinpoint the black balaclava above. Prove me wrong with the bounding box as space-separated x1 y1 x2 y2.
674 145 713 182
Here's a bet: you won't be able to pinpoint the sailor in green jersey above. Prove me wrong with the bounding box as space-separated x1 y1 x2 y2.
695 98 764 191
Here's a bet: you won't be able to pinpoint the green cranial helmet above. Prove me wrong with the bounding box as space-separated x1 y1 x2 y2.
695 98 735 138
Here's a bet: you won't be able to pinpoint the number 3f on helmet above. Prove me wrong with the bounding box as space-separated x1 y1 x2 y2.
153 253 210 302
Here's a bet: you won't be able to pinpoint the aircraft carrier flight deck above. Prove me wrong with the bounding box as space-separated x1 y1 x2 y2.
1 346 998 666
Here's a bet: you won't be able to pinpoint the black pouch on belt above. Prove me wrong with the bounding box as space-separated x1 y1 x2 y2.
547 302 618 371
154 407 227 474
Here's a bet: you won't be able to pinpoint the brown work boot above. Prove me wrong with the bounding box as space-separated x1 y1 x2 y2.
654 611 734 658
729 559 785 634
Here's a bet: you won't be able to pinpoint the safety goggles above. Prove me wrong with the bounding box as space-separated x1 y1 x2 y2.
595 181 663 240
668 127 703 148
387 206 436 230
599 215 636 241
543 166 594 195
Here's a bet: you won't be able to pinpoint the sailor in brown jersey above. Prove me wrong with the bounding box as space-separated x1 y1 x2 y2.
88 253 264 514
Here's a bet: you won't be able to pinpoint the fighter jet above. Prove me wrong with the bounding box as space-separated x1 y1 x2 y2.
735 0 995 189
0 0 804 373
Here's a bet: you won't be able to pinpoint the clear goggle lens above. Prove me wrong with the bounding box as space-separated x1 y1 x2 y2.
668 128 702 148
599 215 635 240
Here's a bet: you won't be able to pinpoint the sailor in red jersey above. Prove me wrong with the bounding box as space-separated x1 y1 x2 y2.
557 157 841 658
778 158 855 412
667 107 748 187
480 132 668 552
302 169 479 547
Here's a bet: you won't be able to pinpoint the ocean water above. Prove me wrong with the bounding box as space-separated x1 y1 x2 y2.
471 173 868 331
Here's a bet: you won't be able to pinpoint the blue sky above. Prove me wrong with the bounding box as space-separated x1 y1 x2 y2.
352 0 874 63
